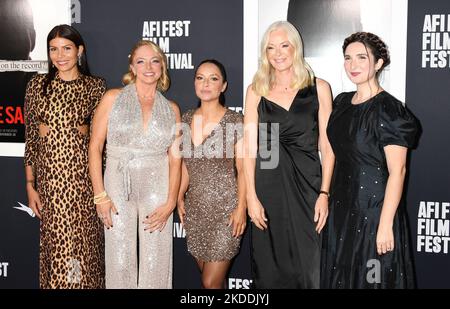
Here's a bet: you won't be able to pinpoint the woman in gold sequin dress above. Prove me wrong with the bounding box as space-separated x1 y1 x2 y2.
89 40 181 288
177 59 247 289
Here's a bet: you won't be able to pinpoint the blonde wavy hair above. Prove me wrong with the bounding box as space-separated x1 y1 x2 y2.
122 40 170 91
252 21 315 96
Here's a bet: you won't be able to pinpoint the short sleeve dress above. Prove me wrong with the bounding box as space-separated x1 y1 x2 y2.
181 109 243 262
321 91 419 288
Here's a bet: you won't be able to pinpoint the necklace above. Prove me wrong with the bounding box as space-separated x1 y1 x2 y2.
278 85 290 91
137 90 154 100
353 87 381 104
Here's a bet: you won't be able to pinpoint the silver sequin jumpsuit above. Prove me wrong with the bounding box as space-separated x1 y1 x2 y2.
104 84 175 288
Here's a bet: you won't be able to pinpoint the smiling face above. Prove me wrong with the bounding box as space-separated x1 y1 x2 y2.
130 45 162 85
49 37 82 75
194 62 227 103
344 42 383 86
266 28 295 72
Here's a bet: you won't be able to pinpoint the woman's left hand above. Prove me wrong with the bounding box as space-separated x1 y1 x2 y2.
144 202 175 232
376 224 395 255
314 194 329 233
229 206 247 238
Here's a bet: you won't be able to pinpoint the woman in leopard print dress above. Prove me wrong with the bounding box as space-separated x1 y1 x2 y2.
24 25 106 288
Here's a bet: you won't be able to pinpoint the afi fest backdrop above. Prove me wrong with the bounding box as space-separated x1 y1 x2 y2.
0 0 449 288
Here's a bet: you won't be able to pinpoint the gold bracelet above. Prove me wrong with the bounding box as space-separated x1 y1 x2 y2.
93 191 107 203
94 198 111 205
94 190 107 199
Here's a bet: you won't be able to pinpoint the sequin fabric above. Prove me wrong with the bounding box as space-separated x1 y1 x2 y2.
181 109 243 262
104 84 175 288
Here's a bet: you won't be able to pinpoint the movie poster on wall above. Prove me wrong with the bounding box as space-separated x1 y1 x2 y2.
0 0 71 148
258 0 408 101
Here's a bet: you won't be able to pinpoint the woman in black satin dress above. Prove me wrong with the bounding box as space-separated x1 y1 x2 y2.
321 32 418 289
243 21 335 288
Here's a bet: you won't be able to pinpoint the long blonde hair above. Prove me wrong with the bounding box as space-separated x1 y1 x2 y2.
122 40 170 91
252 21 314 96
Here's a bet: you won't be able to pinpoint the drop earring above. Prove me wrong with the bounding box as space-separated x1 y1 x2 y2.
78 55 81 66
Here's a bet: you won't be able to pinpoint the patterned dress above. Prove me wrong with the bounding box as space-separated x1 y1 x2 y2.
104 84 176 288
181 109 243 262
24 73 106 288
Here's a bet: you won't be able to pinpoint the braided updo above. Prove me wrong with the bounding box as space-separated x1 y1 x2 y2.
343 32 390 78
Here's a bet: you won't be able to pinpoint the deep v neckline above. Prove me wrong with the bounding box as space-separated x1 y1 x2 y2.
190 108 228 148
264 89 300 112
134 85 157 133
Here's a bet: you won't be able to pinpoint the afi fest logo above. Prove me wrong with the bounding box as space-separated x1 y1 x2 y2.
13 202 35 217
228 278 252 289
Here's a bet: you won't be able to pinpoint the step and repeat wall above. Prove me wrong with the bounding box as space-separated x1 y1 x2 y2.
0 0 448 288
71 0 247 289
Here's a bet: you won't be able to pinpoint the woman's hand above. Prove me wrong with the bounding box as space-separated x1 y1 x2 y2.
314 194 329 233
376 223 395 255
229 206 247 238
27 185 42 220
177 199 186 226
247 196 268 230
97 200 118 229
144 202 175 232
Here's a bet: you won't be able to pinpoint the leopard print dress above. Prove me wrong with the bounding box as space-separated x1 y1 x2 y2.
24 73 106 288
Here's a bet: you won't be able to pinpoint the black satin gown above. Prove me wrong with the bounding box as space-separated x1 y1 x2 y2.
252 83 322 288
321 91 418 289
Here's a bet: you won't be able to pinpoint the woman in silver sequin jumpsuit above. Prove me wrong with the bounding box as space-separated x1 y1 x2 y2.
89 40 181 288
177 59 247 289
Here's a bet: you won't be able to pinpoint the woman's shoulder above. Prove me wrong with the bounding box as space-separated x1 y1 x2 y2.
374 91 413 118
27 73 46 86
82 75 106 89
375 91 419 148
246 84 262 100
181 108 196 122
314 77 330 90
182 108 196 116
377 91 404 108
225 108 243 123
102 88 122 104
333 91 353 108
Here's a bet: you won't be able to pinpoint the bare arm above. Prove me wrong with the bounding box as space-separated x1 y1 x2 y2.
243 85 267 230
145 101 182 232
229 137 247 237
314 78 335 233
88 89 120 228
166 101 183 210
376 145 408 255
177 160 189 203
89 89 120 197
176 160 189 225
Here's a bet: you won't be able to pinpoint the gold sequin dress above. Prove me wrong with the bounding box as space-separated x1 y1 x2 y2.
181 109 243 262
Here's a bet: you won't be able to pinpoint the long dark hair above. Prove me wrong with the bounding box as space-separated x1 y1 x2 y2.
195 59 228 106
43 24 91 95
